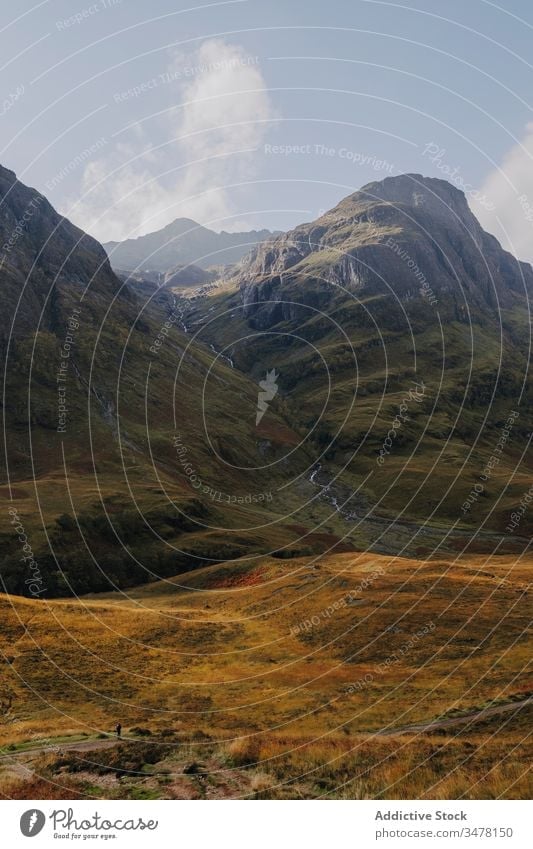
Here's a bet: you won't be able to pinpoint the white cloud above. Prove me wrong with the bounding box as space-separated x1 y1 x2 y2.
75 142 171 241
166 39 276 232
472 123 533 263
68 40 276 242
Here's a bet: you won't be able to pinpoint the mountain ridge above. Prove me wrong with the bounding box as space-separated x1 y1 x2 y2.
230 173 533 321
104 216 278 273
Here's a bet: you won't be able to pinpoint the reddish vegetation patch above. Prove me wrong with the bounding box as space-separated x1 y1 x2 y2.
207 569 266 589
305 534 354 552
283 527 354 553
284 524 308 535
255 420 300 445
449 538 496 554
0 486 28 499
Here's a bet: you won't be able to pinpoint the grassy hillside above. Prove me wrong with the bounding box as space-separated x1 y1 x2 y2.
0 550 530 799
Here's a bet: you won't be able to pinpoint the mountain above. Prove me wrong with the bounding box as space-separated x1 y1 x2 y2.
1 168 530 802
0 165 327 597
183 173 533 538
234 173 533 319
2 168 532 601
103 218 278 273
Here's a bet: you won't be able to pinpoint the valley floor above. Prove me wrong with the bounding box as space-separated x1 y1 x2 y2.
0 551 531 799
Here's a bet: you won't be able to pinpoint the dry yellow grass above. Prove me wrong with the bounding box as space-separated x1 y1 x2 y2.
0 550 530 798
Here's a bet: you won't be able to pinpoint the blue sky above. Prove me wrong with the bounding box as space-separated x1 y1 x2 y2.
2 0 533 259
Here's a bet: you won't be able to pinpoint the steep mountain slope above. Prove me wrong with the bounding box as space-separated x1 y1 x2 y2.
0 166 327 597
186 174 533 538
235 172 533 317
103 217 277 273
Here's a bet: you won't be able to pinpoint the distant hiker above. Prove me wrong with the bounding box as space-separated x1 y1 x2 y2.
115 722 122 739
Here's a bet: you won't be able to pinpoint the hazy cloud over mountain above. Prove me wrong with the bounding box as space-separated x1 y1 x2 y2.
69 39 277 242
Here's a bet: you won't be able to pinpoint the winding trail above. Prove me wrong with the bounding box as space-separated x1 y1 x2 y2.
378 696 533 736
0 737 120 762
1 696 530 765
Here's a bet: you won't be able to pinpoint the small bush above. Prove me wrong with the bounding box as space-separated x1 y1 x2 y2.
226 737 262 767
250 771 272 799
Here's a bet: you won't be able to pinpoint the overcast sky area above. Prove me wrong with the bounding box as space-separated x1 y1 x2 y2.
2 0 533 260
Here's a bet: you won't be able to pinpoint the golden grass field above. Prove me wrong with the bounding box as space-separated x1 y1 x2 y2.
0 550 531 799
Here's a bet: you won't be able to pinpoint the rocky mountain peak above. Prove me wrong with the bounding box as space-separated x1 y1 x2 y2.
318 173 480 242
230 173 533 325
359 172 470 214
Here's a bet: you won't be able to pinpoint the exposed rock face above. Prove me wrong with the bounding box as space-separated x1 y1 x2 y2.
231 174 533 326
104 218 278 273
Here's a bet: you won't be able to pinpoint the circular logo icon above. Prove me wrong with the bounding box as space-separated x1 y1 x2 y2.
20 809 46 837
